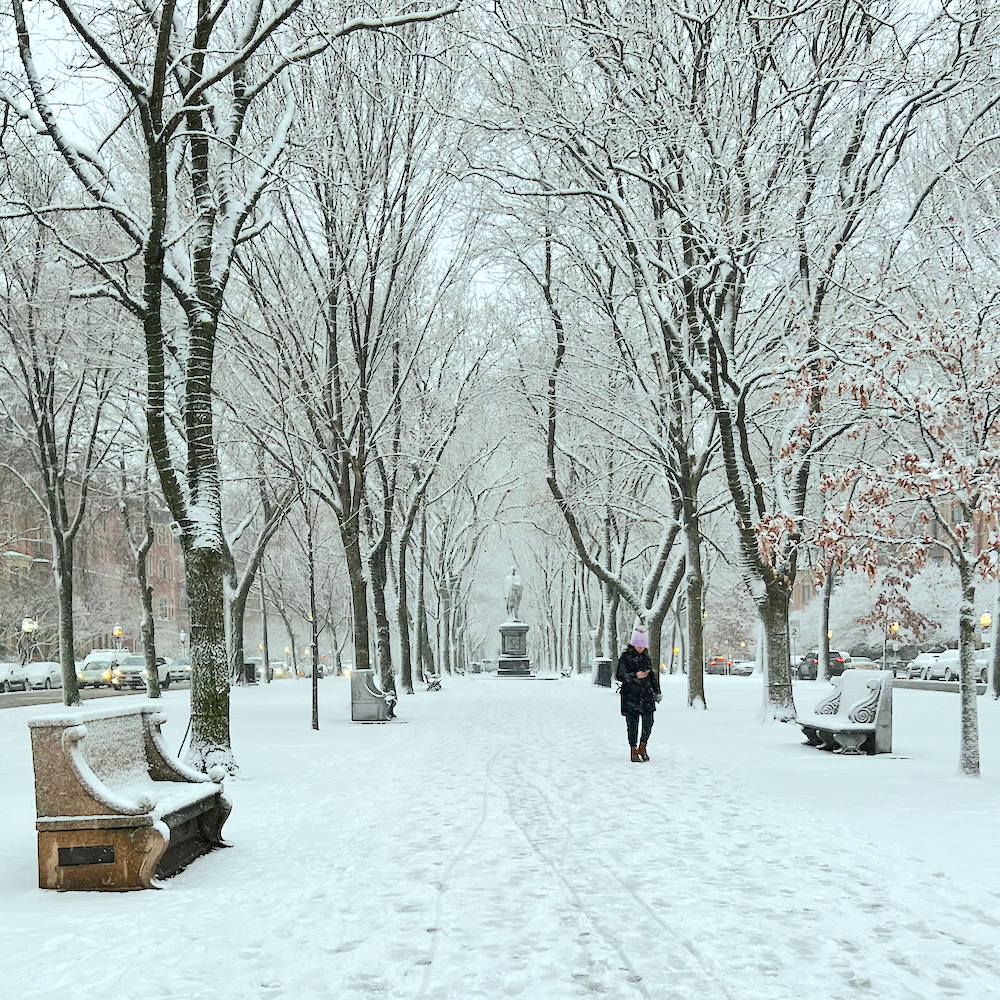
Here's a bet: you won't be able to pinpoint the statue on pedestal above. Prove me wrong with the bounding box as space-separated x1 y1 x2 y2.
504 566 523 621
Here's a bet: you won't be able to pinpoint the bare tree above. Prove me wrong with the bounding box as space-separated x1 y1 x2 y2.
4 0 456 768
478 0 991 719
0 202 121 705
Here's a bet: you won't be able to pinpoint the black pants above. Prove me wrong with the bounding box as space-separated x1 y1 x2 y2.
625 710 654 747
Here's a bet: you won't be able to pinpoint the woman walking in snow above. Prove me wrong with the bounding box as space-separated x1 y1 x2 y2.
616 627 659 762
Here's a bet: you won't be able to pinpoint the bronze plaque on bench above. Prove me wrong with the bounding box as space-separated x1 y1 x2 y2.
58 845 115 867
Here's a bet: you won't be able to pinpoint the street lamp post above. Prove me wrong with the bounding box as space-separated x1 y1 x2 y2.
19 617 38 666
112 622 123 650
179 629 186 657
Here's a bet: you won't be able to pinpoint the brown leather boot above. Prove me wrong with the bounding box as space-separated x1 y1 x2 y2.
638 742 649 762
631 746 641 762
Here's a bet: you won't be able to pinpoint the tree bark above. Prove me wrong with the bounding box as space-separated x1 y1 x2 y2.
53 539 81 707
416 506 434 678
991 581 1000 701
758 587 796 722
183 545 232 771
342 516 371 674
683 515 706 709
398 537 415 693
818 568 836 683
137 524 160 699
370 541 395 694
958 557 981 777
260 570 271 684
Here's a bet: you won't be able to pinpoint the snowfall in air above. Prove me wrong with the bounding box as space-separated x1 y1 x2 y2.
2 672 1000 1000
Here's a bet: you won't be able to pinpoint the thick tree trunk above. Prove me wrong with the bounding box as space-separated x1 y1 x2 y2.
818 567 835 683
441 576 453 675
53 541 81 707
684 518 706 709
607 589 621 657
958 558 981 777
574 569 584 673
137 528 160 699
227 574 248 686
416 510 434 679
398 540 414 693
183 545 233 772
647 605 667 683
758 587 796 722
370 544 395 694
260 571 271 684
307 512 319 730
343 517 371 674
991 581 1000 701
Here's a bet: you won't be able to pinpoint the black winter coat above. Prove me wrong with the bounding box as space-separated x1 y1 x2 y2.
616 646 659 716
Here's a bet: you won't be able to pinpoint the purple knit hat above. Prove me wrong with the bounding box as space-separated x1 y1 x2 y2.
630 627 648 650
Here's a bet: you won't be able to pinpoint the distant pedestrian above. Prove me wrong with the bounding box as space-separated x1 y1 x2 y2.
616 627 660 762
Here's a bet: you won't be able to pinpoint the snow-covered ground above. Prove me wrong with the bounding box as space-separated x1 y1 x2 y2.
3 673 1000 1000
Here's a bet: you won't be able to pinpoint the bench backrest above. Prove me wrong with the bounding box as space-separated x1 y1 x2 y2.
75 712 153 789
839 671 886 718
28 703 208 820
811 670 893 753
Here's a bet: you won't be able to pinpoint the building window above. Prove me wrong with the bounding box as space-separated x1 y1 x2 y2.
157 596 175 621
158 558 168 580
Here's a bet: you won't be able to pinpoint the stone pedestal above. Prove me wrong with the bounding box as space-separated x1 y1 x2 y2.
497 622 531 677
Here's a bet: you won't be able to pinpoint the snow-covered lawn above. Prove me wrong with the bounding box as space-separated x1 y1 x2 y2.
2 673 1000 999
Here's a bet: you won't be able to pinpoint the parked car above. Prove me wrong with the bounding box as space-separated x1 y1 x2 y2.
705 656 733 675
0 660 31 693
975 649 991 685
910 649 958 681
111 655 171 690
916 648 990 683
845 656 880 670
167 657 191 683
797 650 849 680
25 661 63 690
730 660 755 676
77 649 131 688
269 660 292 679
907 651 940 679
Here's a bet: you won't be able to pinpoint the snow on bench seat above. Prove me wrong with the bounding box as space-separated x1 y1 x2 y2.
798 670 893 755
29 702 231 890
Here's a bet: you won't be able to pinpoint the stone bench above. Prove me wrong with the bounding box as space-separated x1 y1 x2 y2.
798 669 893 755
29 702 231 890
351 669 396 721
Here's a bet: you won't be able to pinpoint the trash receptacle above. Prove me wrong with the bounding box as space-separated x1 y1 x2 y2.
243 661 257 685
594 657 613 687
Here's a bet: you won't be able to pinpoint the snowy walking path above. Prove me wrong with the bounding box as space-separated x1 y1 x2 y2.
3 674 1000 999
